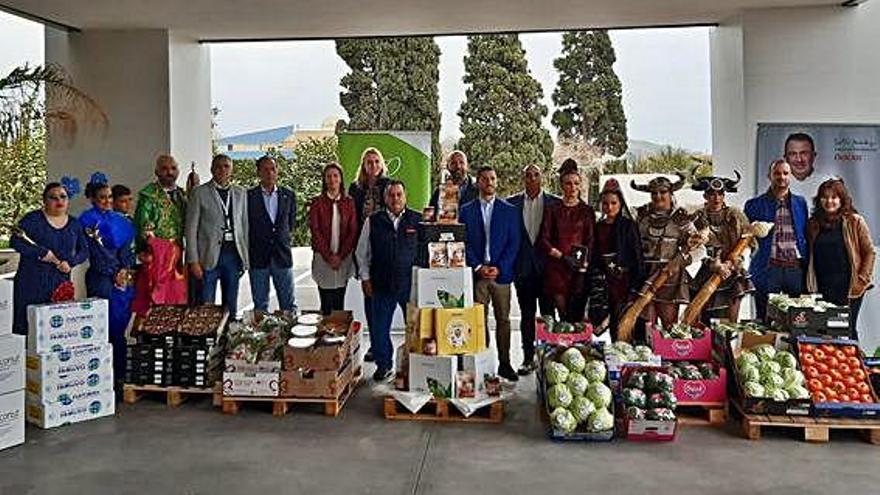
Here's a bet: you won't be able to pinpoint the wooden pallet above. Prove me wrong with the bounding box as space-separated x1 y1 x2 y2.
220 369 361 417
732 401 880 444
123 384 217 407
677 402 728 426
383 396 504 424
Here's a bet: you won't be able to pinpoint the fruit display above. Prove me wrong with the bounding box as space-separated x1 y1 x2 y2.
735 344 809 400
542 346 615 436
139 305 187 335
656 322 706 340
179 305 227 335
797 340 877 405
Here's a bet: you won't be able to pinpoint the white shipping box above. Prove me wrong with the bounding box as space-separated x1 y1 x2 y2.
27 298 109 353
415 268 474 309
222 372 279 397
224 359 282 373
26 368 114 405
458 348 498 396
409 354 456 398
0 390 25 451
0 280 12 336
26 390 115 429
26 344 113 383
0 334 25 395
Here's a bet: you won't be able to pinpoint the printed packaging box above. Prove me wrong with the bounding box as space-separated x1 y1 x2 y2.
458 347 497 396
433 304 487 356
26 390 115 429
25 344 112 385
27 299 109 353
0 280 12 336
222 372 279 397
415 267 474 309
0 334 25 395
409 353 457 398
0 390 25 451
26 369 114 405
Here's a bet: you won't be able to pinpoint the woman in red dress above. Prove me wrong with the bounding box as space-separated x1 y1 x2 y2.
539 159 596 322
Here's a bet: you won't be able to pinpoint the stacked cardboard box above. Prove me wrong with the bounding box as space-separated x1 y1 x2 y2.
0 281 25 450
25 298 115 429
127 305 227 388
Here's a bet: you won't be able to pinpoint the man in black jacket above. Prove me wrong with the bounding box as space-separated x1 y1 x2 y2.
507 164 560 375
247 156 298 313
428 150 479 218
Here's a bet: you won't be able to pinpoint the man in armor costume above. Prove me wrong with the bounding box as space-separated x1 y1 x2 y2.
690 172 755 323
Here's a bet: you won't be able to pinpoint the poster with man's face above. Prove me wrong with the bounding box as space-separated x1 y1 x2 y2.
756 123 880 244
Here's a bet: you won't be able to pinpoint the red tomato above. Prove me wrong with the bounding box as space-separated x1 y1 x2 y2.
839 364 852 376
803 354 816 365
827 357 840 369
805 366 821 379
833 381 847 393
844 376 857 387
846 357 861 369
821 344 836 354
839 394 851 402
814 349 826 361
820 374 834 387
857 382 871 394
809 378 824 391
848 388 862 399
816 363 830 374
854 369 867 382
816 391 828 402
830 369 843 382
826 389 838 400
862 394 875 403
803 344 817 353
835 350 847 362
843 345 858 357
829 398 841 404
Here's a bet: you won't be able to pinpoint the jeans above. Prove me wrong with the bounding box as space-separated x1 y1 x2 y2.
514 273 554 363
202 248 243 317
370 288 409 371
755 265 804 321
318 287 346 315
249 260 297 313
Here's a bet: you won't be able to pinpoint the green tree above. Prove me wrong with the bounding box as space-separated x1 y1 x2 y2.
336 37 442 170
630 146 712 177
457 34 554 197
552 30 628 157
231 136 337 247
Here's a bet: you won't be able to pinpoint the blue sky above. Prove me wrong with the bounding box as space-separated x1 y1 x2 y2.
1 11 712 152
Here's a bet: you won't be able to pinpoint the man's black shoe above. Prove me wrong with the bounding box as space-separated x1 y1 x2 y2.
372 367 393 382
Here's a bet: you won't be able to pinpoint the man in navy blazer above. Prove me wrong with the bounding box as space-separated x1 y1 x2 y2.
507 164 560 375
247 156 298 313
460 166 522 382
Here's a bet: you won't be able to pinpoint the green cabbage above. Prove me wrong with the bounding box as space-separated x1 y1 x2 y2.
759 360 782 377
738 364 760 383
566 373 590 396
786 384 810 399
736 351 759 369
545 362 570 385
634 345 654 361
548 384 574 409
583 360 607 383
753 344 777 362
781 368 805 388
569 396 596 424
586 382 613 409
774 351 798 369
744 381 765 397
561 347 586 373
769 387 789 401
761 373 785 389
550 407 578 433
587 408 615 432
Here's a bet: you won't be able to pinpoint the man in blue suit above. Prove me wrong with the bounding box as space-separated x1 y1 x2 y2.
247 156 298 313
744 159 808 321
507 164 560 375
460 166 522 382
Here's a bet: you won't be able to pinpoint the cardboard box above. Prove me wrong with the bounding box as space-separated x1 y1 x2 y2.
224 359 282 373
409 353 456 398
416 223 466 268
648 324 712 362
0 390 24 451
222 372 279 397
280 359 355 398
433 304 486 356
727 336 811 416
0 280 12 337
0 334 25 395
26 344 112 385
672 366 728 404
26 390 115 429
414 268 474 309
458 347 497 396
27 298 109 353
26 369 114 405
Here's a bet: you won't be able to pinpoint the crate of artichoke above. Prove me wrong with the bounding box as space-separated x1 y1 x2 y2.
619 366 678 441
649 323 713 362
730 336 811 416
767 293 850 337
540 345 615 441
535 315 593 346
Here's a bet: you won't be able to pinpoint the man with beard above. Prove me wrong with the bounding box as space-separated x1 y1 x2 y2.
428 150 479 219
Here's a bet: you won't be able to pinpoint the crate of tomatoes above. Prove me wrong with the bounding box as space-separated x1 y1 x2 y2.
796 337 880 418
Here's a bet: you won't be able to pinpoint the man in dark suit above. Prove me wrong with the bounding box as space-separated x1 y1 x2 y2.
507 164 560 375
428 150 479 218
460 166 522 382
247 156 298 313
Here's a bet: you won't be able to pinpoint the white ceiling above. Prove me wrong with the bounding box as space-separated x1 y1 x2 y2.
1 0 852 40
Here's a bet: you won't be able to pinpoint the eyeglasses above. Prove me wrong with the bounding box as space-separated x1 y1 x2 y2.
47 194 68 201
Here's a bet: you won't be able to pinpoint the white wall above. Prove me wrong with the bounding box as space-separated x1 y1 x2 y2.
169 34 213 182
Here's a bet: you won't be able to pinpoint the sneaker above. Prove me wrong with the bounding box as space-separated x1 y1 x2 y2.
364 349 374 362
498 364 519 382
372 367 393 382
517 360 537 376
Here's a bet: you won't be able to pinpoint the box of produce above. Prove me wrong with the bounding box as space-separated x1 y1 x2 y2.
539 345 615 441
767 294 849 337
279 358 355 399
176 305 228 347
729 337 811 416
0 280 13 338
536 316 593 347
458 347 497 398
796 337 880 418
0 334 25 395
416 223 466 268
711 321 773 355
27 344 112 386
27 299 109 353
222 372 280 397
649 323 712 362
25 390 115 429
414 267 474 309
409 353 456 398
602 341 662 386
433 304 487 356
0 390 24 451
667 361 727 404
619 366 677 441
135 305 186 346
26 368 114 405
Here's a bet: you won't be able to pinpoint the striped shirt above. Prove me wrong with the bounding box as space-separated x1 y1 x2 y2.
770 194 801 262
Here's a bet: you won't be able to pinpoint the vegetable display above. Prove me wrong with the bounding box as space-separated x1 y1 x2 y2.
736 344 808 400
798 342 876 404
604 342 656 363
543 346 615 434
622 369 677 420
668 361 719 381
768 293 842 312
656 322 705 340
539 315 590 335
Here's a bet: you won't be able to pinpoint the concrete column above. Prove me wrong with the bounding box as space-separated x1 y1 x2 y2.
45 28 212 208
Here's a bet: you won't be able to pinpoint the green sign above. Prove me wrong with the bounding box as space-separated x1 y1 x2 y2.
337 131 432 210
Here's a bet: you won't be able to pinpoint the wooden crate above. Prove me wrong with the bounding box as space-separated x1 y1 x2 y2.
383 396 504 424
221 367 361 417
732 401 880 444
677 402 728 426
123 384 217 408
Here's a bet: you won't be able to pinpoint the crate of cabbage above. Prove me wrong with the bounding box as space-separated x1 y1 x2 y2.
539 346 615 441
767 293 850 337
536 316 593 347
619 366 678 441
730 337 812 416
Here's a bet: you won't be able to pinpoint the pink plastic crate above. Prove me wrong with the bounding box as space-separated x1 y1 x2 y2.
649 324 712 362
535 320 593 346
673 366 728 405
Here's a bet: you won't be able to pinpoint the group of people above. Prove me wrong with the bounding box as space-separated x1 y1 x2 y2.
9 138 875 387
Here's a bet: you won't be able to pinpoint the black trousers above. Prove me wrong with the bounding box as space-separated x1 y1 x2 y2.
849 296 864 340
515 272 555 362
318 287 346 316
